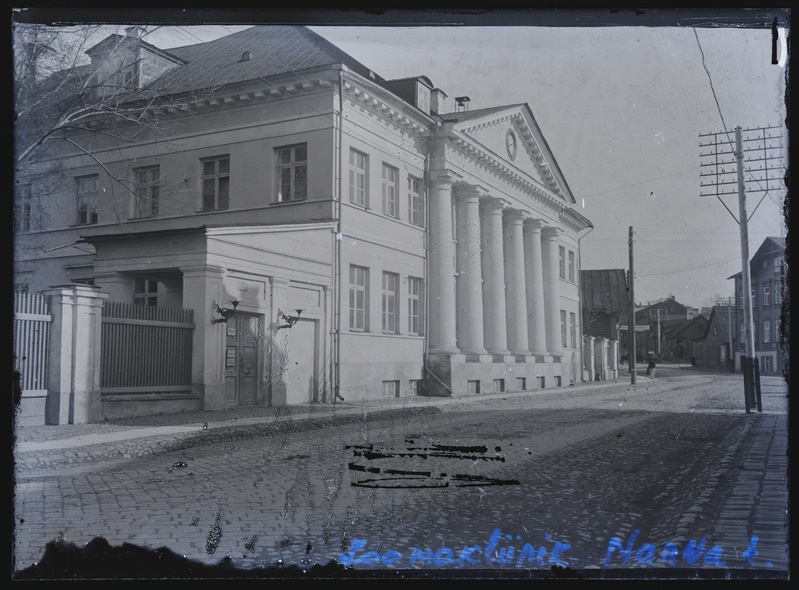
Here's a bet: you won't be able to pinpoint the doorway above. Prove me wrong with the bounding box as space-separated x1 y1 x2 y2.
224 313 262 406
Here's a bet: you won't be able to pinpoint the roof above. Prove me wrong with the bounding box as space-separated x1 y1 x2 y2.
148 26 383 95
581 269 629 313
727 236 786 279
707 305 735 342
665 314 709 341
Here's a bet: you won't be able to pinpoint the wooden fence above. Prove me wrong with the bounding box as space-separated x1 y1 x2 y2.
100 301 194 395
13 291 51 395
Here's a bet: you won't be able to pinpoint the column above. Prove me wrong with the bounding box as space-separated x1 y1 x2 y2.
503 211 530 355
480 198 509 355
44 284 109 424
181 264 227 410
541 226 563 355
523 219 548 356
428 172 459 353
455 189 486 354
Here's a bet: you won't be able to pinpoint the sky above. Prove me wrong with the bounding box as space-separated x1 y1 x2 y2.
16 10 789 308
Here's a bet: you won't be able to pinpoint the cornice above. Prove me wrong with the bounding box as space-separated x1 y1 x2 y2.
341 77 434 141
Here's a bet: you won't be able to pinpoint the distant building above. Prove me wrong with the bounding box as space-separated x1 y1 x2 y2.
728 236 786 375
697 302 736 371
580 268 629 341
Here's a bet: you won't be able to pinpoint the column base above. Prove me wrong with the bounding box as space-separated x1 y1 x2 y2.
429 346 461 355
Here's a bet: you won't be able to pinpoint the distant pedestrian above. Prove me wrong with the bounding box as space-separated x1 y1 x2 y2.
646 359 656 379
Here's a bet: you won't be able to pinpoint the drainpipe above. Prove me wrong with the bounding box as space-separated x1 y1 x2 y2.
577 224 595 382
422 120 452 395
332 68 344 403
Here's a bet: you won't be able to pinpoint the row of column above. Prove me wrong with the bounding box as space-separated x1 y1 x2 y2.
428 173 563 357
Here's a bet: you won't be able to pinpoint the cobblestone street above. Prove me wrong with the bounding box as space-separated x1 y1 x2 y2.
13 367 789 579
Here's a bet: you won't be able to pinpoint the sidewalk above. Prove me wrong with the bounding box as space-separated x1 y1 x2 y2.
14 377 630 470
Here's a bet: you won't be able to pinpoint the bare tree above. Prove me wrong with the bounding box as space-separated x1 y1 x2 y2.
13 21 231 231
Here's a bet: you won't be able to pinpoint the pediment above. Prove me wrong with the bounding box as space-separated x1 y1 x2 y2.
450 105 574 204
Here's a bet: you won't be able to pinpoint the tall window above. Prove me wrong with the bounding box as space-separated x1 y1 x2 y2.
763 319 771 343
382 271 399 334
408 176 424 227
76 174 99 225
276 144 307 202
568 250 575 282
560 309 567 347
751 285 757 309
15 184 31 233
133 278 158 307
763 285 771 306
408 276 423 335
133 165 160 218
775 283 782 305
381 163 398 218
349 149 368 206
559 246 566 279
349 265 368 331
202 156 230 211
569 312 577 348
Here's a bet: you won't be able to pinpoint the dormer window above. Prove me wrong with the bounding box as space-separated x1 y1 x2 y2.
240 51 251 62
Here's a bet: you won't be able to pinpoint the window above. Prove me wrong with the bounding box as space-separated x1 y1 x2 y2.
133 278 158 307
537 376 545 389
763 285 770 306
381 163 398 217
76 174 99 225
775 284 782 305
382 271 399 334
467 380 480 394
349 149 368 206
202 156 230 210
276 144 307 202
408 380 421 396
763 356 773 372
559 246 566 279
349 265 368 331
15 185 31 233
569 312 577 348
751 285 757 309
560 309 567 347
382 380 399 398
763 320 771 343
408 176 424 227
568 250 575 282
740 322 745 342
516 377 526 391
133 165 159 218
555 376 562 387
774 256 784 274
493 379 505 393
408 276 423 335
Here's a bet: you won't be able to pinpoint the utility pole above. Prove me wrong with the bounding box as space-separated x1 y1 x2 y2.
699 124 785 413
735 127 756 412
656 308 661 358
629 226 636 385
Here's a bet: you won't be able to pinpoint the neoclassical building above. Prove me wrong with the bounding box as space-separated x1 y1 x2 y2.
14 25 592 417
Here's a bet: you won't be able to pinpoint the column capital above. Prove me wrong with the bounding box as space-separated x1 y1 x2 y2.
541 226 564 240
480 196 508 213
502 208 527 225
429 169 462 189
523 218 548 232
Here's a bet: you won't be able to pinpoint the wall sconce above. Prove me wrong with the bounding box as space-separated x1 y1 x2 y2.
212 300 240 324
277 309 303 330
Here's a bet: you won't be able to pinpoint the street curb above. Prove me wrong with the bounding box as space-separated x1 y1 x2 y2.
14 406 441 470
